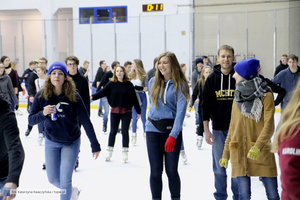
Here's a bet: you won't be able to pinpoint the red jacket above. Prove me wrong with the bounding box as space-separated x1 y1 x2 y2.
278 128 300 200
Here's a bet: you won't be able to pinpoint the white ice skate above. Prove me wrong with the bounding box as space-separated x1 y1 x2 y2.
71 186 80 200
122 147 129 163
196 136 203 150
131 132 137 146
180 150 188 165
105 146 114 161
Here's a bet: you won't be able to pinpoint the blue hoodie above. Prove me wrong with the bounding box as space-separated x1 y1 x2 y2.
145 78 187 139
28 91 101 153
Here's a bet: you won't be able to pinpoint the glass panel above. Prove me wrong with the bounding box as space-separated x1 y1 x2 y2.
80 8 94 24
96 8 110 22
112 7 127 22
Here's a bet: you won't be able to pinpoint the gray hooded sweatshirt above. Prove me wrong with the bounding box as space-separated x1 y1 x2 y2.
0 74 18 107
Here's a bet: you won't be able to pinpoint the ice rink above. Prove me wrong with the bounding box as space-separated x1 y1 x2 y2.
13 106 282 200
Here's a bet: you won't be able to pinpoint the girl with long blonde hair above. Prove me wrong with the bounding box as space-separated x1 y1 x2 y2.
272 79 300 200
129 59 148 145
145 51 189 200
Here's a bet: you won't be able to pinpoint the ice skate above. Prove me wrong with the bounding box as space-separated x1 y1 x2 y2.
71 186 80 200
196 136 203 150
131 132 137 146
122 148 129 163
37 133 44 145
105 146 113 161
180 150 188 165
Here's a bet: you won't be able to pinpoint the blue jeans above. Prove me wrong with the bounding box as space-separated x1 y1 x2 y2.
132 92 147 133
102 97 109 124
45 137 80 200
237 176 279 200
194 102 199 125
212 129 239 200
146 131 182 200
0 177 7 200
92 86 103 112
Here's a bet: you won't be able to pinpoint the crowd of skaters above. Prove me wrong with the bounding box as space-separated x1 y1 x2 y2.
0 46 300 200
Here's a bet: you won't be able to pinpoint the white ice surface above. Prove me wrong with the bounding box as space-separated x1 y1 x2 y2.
13 107 282 200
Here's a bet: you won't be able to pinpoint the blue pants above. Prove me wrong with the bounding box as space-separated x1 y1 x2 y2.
45 137 80 200
236 176 279 200
92 86 103 112
212 129 239 200
194 102 199 125
146 131 182 200
132 92 147 133
0 177 7 200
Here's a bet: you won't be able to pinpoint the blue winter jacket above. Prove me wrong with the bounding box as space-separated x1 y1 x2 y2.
28 91 101 153
145 78 187 139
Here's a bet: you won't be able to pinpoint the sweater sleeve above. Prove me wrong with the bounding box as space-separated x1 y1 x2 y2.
92 82 110 101
3 111 25 186
7 77 18 106
77 94 101 153
189 84 199 107
130 83 141 114
202 76 215 121
169 87 188 139
28 92 48 126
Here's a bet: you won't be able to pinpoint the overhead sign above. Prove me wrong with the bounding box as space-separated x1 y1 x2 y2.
142 4 163 12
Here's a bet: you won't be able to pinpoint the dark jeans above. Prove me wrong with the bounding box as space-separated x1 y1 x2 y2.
146 131 182 200
108 112 132 148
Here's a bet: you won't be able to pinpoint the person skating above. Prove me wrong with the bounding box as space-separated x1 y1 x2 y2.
92 65 141 163
220 58 279 199
28 62 100 200
145 51 189 200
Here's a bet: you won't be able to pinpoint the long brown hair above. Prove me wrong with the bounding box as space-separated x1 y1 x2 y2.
40 75 77 102
150 51 189 107
112 66 130 82
272 79 300 152
129 59 147 82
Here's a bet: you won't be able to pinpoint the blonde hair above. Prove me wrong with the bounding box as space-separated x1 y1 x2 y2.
40 75 77 102
150 51 190 107
129 59 147 82
197 65 213 91
37 66 47 74
272 79 300 152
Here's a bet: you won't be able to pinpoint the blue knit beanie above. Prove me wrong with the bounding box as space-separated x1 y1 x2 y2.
234 59 260 80
48 61 68 76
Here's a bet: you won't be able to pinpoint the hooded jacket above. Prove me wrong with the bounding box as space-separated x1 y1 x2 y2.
145 78 188 139
0 74 18 107
202 65 236 130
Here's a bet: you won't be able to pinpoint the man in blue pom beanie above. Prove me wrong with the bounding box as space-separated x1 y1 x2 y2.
220 58 280 199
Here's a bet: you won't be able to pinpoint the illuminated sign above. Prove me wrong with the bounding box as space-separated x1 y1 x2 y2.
142 4 163 12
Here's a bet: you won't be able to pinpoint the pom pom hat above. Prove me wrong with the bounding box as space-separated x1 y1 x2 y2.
234 58 260 80
48 61 68 76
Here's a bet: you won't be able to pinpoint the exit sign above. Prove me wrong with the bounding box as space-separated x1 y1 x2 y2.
142 4 163 12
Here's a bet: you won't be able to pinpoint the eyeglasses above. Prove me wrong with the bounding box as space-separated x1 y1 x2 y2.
67 63 76 66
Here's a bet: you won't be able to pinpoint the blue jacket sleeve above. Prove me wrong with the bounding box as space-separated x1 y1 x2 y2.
77 94 101 153
28 92 47 126
169 88 187 139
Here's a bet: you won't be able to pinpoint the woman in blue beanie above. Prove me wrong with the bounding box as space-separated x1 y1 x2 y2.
28 61 101 200
219 59 279 199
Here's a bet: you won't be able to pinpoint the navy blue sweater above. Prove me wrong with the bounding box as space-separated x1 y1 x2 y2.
28 91 100 152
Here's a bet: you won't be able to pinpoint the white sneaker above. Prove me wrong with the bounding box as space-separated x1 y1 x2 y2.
122 148 129 163
105 147 113 161
131 133 137 146
196 136 203 150
71 187 80 200
37 133 44 146
180 150 188 165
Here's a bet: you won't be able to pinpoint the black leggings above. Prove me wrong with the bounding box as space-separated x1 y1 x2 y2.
108 112 132 148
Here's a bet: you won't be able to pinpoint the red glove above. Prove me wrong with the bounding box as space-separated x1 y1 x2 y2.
165 136 176 152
